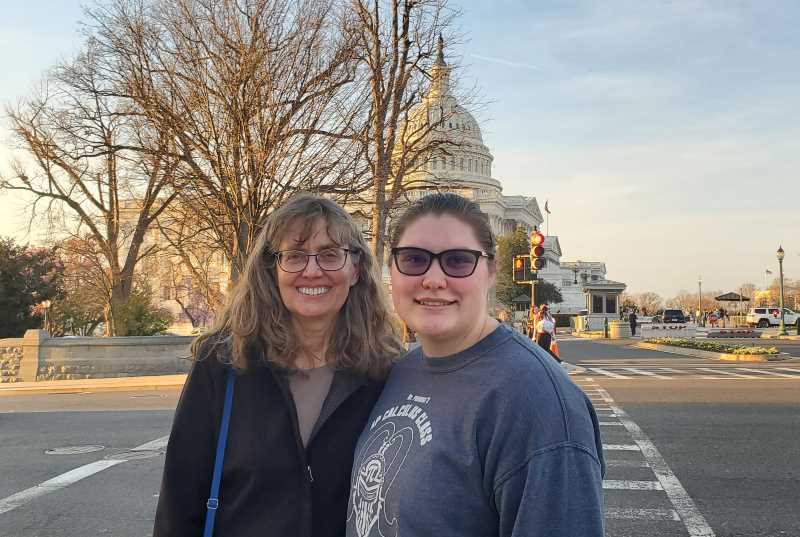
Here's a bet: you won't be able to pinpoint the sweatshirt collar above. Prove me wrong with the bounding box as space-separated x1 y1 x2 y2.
419 324 512 373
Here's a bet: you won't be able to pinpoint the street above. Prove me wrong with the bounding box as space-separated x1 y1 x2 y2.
1 340 799 536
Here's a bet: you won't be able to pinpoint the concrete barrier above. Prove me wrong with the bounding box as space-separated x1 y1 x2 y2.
1 330 194 382
707 328 762 338
640 323 697 339
609 320 632 339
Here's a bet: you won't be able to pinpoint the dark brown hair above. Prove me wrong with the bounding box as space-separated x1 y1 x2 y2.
388 192 496 266
192 194 403 379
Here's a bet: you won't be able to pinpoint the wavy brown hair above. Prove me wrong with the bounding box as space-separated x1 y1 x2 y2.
192 194 403 379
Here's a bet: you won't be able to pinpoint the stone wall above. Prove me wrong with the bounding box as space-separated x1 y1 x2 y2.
1 330 195 382
0 339 24 383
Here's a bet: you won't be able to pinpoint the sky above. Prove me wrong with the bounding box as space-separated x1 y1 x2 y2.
1 1 798 298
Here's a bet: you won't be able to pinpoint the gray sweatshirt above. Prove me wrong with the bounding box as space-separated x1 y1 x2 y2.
346 324 605 537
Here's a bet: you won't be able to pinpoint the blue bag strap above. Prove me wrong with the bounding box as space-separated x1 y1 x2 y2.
203 367 236 537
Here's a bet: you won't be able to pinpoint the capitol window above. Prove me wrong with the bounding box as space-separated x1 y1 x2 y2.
460 158 464 170
468 159 472 172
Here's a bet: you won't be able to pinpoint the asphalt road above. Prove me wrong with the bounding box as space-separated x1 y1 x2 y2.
0 340 798 537
564 338 800 537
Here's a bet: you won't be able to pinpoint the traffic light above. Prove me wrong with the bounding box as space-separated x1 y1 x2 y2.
512 255 530 283
530 230 546 271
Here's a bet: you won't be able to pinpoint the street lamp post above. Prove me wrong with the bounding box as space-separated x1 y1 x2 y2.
698 276 703 326
777 246 787 336
42 300 52 333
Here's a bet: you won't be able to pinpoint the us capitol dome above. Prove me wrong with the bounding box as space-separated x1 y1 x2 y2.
399 36 543 237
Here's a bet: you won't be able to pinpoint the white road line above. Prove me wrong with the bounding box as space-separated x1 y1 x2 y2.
599 422 625 426
605 507 681 521
774 368 800 374
0 435 167 516
736 368 797 378
696 368 758 378
621 367 672 379
129 435 169 452
603 444 641 451
0 460 123 515
595 386 716 537
603 479 663 490
589 368 631 379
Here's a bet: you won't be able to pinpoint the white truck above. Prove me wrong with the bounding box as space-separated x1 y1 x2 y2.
746 307 800 328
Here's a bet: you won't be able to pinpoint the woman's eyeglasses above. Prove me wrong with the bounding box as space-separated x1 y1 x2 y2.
273 248 355 273
391 247 493 278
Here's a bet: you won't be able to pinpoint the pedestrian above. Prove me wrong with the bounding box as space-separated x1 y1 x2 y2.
153 195 404 537
629 310 638 336
347 193 605 537
535 304 561 363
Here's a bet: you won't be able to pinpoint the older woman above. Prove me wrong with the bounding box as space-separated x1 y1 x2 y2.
154 195 403 537
347 193 604 537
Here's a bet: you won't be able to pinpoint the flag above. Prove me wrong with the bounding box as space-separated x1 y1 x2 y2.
544 200 551 214
765 269 773 275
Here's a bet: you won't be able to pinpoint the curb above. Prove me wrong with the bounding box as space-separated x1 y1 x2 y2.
634 343 791 363
760 334 800 341
0 374 188 396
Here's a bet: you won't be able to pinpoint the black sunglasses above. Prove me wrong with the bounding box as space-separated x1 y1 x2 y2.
391 247 493 278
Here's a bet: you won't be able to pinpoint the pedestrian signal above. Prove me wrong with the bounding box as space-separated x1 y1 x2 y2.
530 231 546 271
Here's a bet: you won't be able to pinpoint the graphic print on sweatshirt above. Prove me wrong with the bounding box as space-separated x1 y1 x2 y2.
348 393 434 537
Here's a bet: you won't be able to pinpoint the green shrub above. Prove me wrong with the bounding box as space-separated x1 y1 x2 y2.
644 338 779 355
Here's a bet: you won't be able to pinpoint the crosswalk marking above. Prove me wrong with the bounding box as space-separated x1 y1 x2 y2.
696 368 758 378
589 367 631 379
595 386 716 536
736 367 797 378
604 479 663 490
658 367 688 374
605 507 681 521
603 444 641 451
606 459 651 468
621 367 672 379
572 365 800 380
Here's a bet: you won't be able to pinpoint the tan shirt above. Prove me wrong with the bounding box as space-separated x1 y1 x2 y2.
288 363 335 447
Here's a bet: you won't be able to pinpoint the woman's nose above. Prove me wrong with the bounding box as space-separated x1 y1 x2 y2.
421 259 447 289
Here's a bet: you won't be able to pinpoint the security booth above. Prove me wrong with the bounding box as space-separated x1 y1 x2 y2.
582 280 626 332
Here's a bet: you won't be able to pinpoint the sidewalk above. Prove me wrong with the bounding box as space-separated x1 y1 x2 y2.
0 374 187 396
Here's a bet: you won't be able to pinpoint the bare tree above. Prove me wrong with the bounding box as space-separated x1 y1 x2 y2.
2 44 180 335
86 0 369 279
635 292 663 316
346 0 467 264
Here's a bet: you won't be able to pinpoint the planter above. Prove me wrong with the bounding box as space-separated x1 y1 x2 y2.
636 342 790 362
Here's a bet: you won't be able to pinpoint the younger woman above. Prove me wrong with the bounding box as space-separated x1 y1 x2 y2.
347 193 604 537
